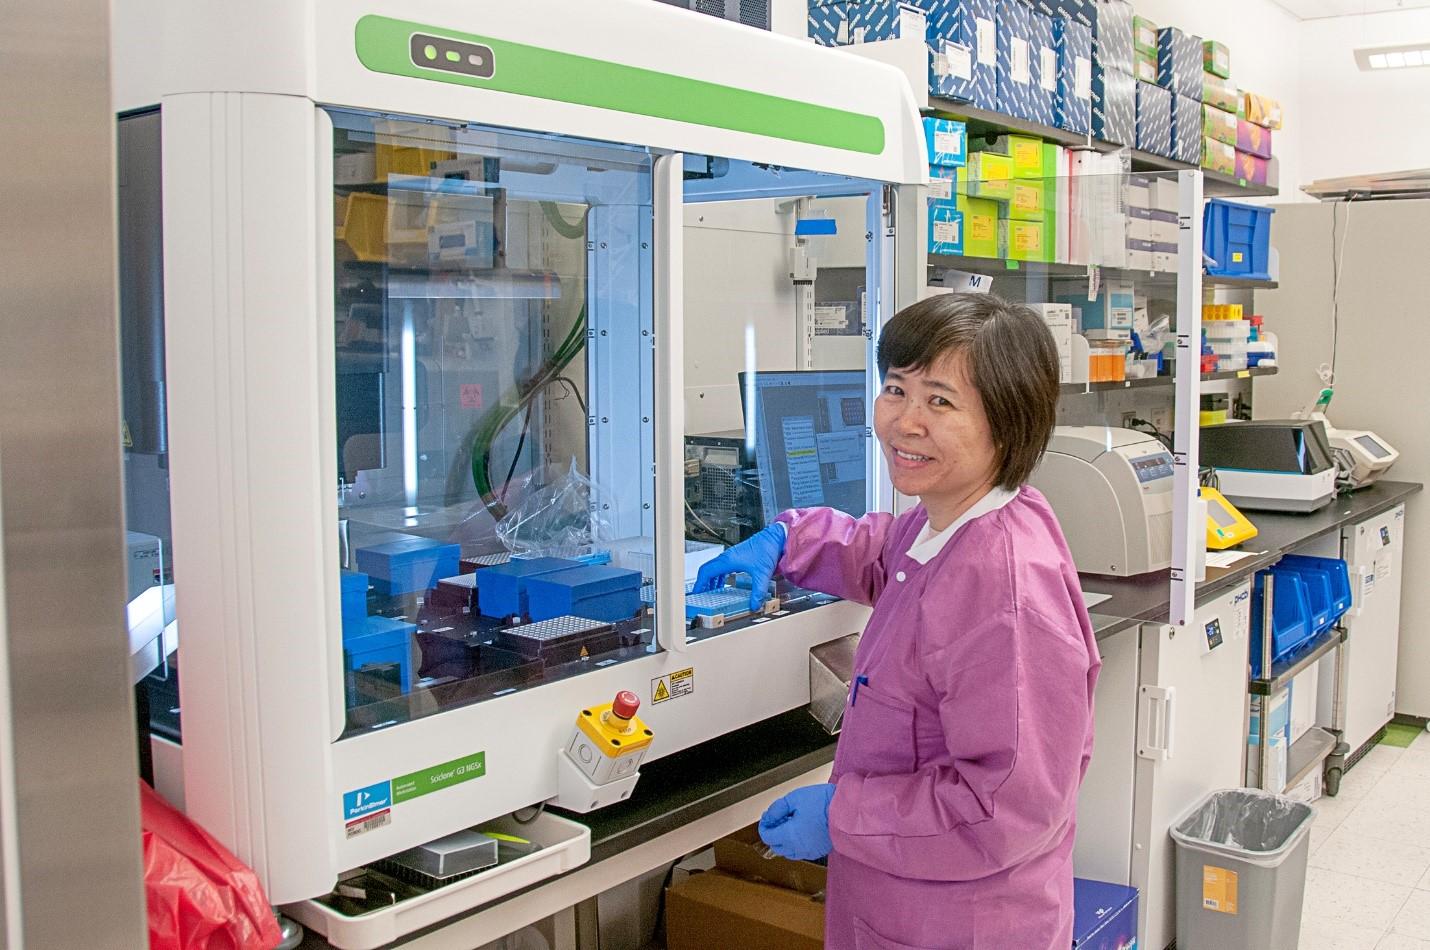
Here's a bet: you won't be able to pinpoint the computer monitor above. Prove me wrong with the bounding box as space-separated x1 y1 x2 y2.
738 370 869 523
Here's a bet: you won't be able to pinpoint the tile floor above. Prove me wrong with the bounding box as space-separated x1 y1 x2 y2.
1301 729 1430 949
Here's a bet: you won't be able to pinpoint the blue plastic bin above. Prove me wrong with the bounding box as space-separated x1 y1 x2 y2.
1275 565 1333 634
341 570 369 631
1204 199 1274 280
525 565 643 623
1276 555 1352 632
344 614 415 693
476 556 582 619
355 536 461 597
1251 570 1315 678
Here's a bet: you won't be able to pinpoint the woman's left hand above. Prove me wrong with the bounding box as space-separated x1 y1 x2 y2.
758 783 835 860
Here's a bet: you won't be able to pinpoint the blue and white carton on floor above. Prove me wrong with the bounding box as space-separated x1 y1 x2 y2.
1072 878 1138 949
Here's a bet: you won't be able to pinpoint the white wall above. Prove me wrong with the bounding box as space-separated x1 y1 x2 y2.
1299 8 1430 186
1136 0 1306 199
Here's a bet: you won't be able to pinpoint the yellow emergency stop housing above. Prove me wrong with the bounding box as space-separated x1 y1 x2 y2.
565 701 654 787
1204 486 1258 550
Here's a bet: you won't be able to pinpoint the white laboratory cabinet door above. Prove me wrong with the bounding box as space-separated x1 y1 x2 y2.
1334 505 1406 754
1131 581 1252 950
1073 624 1139 885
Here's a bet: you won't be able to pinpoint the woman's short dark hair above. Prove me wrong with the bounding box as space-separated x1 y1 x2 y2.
876 293 1060 491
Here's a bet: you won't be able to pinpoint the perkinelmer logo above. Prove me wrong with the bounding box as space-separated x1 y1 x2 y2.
343 781 393 822
410 32 495 80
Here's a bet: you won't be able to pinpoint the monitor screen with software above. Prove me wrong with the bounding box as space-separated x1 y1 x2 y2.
739 370 869 523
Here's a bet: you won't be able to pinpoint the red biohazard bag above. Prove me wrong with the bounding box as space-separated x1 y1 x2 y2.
141 781 284 950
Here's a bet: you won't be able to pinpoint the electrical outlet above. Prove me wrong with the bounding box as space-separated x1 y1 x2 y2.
1121 412 1137 428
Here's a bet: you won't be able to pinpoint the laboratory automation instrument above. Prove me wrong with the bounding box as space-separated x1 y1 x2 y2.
1200 420 1338 513
121 0 925 942
1319 415 1400 491
1202 485 1258 550
1029 426 1176 576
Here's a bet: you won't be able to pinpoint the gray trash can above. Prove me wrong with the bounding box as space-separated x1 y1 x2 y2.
1170 787 1313 950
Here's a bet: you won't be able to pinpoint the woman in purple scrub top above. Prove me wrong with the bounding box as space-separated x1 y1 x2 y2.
694 293 1100 950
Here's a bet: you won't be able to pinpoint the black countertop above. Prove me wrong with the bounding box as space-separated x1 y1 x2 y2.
1082 480 1422 638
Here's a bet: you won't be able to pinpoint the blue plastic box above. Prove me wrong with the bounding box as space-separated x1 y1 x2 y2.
1054 16 1093 135
1251 569 1315 677
476 556 582 619
1204 198 1275 280
1073 878 1138 949
341 570 369 630
355 537 461 597
345 614 415 693
525 565 643 623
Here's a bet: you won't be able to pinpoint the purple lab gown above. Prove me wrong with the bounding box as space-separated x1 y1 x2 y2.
776 486 1099 950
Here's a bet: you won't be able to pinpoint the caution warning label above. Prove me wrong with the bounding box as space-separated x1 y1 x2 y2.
652 667 695 704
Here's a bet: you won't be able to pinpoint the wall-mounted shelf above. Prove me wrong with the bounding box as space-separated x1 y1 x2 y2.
927 98 1279 199
1059 365 1276 396
929 255 1279 291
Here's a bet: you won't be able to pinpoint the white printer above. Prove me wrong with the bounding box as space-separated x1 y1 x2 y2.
1029 426 1176 576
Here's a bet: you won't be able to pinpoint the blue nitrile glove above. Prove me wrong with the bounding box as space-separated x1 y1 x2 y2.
692 521 787 613
758 783 835 861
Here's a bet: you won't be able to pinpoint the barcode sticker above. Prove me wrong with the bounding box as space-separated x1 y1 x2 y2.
933 220 961 244
1039 47 1058 92
976 18 996 66
1075 57 1092 99
1012 38 1031 84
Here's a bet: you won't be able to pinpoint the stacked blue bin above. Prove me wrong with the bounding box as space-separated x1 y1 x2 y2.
525 565 643 623
340 570 414 693
1204 199 1275 281
1250 556 1352 678
476 557 583 619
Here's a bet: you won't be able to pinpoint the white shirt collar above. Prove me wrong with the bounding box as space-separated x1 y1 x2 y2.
905 486 1019 565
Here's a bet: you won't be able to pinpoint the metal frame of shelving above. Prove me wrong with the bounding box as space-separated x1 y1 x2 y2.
1246 574 1350 796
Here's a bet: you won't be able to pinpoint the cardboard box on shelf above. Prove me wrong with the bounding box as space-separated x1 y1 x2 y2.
1132 15 1159 57
1043 142 1071 263
996 0 1036 121
1148 175 1179 212
1151 242 1178 272
807 2 851 46
1135 80 1172 157
1125 174 1150 209
927 166 959 200
1005 179 1045 222
713 825 829 894
1235 149 1271 186
849 0 925 42
1156 26 1203 101
1203 72 1240 113
922 117 968 167
1059 281 1135 332
957 193 1001 257
1202 102 1238 146
1126 237 1155 271
1171 94 1201 164
1202 137 1236 177
1237 118 1273 159
665 870 824 950
1243 90 1284 129
1030 0 1095 30
924 0 999 110
1202 39 1231 79
977 133 1045 177
1093 0 1135 73
1092 66 1136 146
1133 54 1157 83
928 200 965 255
1028 7 1059 126
965 150 1014 201
1053 16 1093 134
1000 218 1046 261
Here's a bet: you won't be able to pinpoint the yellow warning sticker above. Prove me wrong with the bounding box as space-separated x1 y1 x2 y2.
1202 865 1238 915
652 668 694 705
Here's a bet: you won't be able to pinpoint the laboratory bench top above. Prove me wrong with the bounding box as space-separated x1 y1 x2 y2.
1082 480 1423 640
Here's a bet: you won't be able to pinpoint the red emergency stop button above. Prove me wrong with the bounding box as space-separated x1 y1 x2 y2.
612 690 640 721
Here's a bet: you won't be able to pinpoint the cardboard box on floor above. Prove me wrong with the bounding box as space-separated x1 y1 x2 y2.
665 825 827 950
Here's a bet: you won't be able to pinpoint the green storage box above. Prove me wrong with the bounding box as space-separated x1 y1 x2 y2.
966 151 1014 202
1000 219 1046 262
1133 16 1160 57
957 194 1000 258
1203 73 1239 113
1203 40 1231 79
1203 104 1238 147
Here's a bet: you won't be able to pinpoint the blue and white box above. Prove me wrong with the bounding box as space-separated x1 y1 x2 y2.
1171 93 1201 163
1054 16 1093 134
1028 8 1058 126
1030 0 1095 29
921 0 999 109
996 0 1035 121
1092 65 1136 145
923 116 968 167
849 0 926 41
928 165 960 200
928 200 965 255
808 1 852 45
1059 282 1135 332
1092 0 1134 73
1135 79 1173 156
1156 26 1202 100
